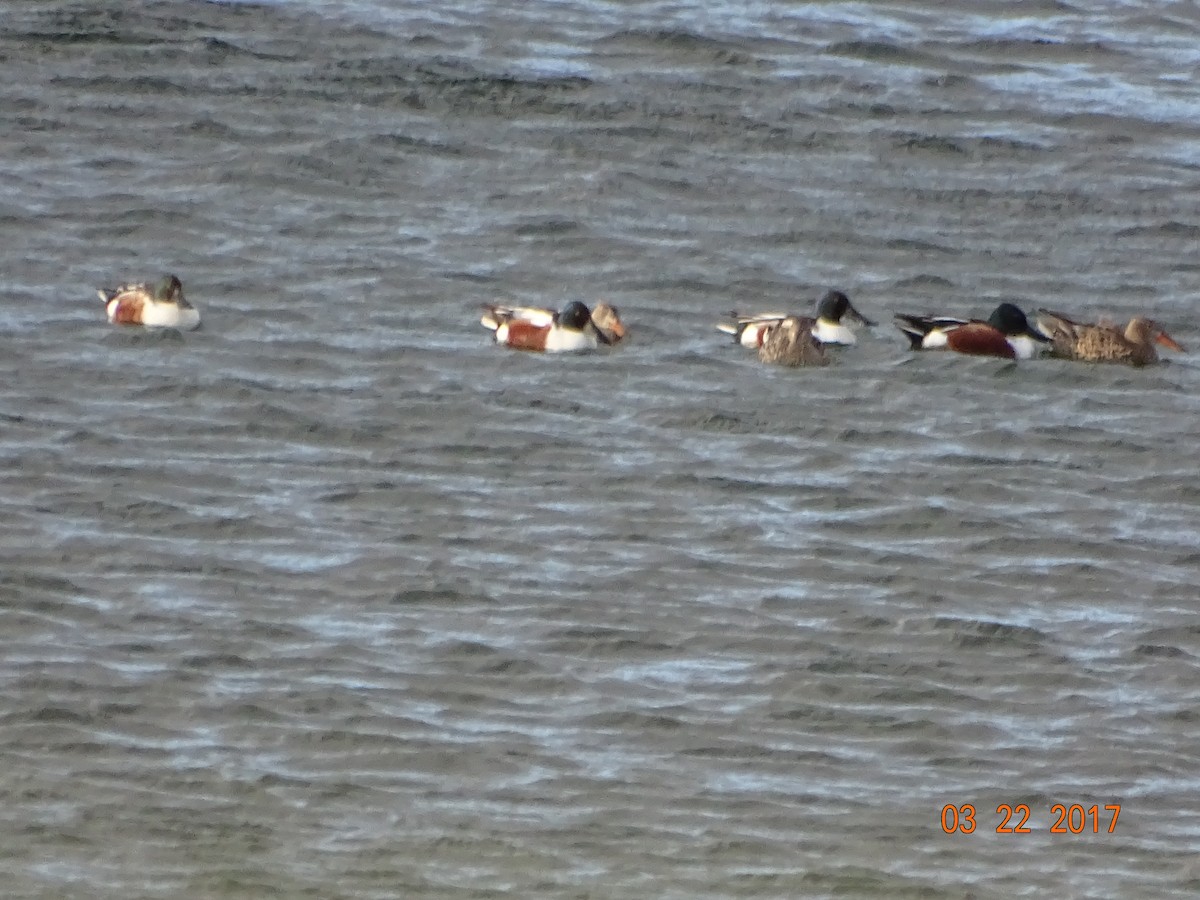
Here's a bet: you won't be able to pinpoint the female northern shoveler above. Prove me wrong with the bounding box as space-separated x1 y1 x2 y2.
481 301 625 346
893 302 1048 360
718 288 874 348
1035 309 1185 366
98 274 200 330
480 300 613 352
758 315 831 367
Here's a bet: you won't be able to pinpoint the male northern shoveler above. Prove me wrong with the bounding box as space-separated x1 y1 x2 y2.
98 274 200 330
758 315 831 367
718 288 874 348
716 310 789 349
893 302 1048 360
480 300 613 352
1035 309 1185 366
811 289 876 344
481 301 626 346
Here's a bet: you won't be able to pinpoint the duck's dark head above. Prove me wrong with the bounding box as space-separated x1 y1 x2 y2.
557 300 593 331
989 302 1048 341
816 289 874 327
155 274 186 305
558 300 611 344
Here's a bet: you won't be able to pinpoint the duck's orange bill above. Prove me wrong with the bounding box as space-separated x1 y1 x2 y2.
1156 330 1185 352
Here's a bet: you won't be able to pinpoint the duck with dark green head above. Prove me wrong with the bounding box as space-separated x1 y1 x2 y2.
98 274 200 329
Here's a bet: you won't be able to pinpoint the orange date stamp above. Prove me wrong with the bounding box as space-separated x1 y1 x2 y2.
940 803 1121 834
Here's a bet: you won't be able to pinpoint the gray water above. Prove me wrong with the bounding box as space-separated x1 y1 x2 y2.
3 1 1200 897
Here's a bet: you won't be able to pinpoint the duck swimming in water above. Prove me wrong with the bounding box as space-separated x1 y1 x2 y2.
480 300 613 352
98 274 200 330
481 301 625 346
718 288 874 348
893 302 1048 360
1035 310 1184 366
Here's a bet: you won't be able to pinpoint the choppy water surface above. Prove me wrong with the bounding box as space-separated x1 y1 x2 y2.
3 1 1200 897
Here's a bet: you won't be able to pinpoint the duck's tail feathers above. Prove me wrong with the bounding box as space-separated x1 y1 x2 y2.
715 320 741 337
1034 309 1078 342
892 313 932 350
479 310 500 331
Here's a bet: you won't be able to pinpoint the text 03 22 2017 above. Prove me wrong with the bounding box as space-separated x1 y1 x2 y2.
940 803 1121 834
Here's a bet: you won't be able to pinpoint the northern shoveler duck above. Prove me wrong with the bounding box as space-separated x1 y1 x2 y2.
1035 309 1185 366
893 302 1049 360
481 301 626 346
718 289 874 348
98 274 200 330
480 300 613 352
758 315 831 367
